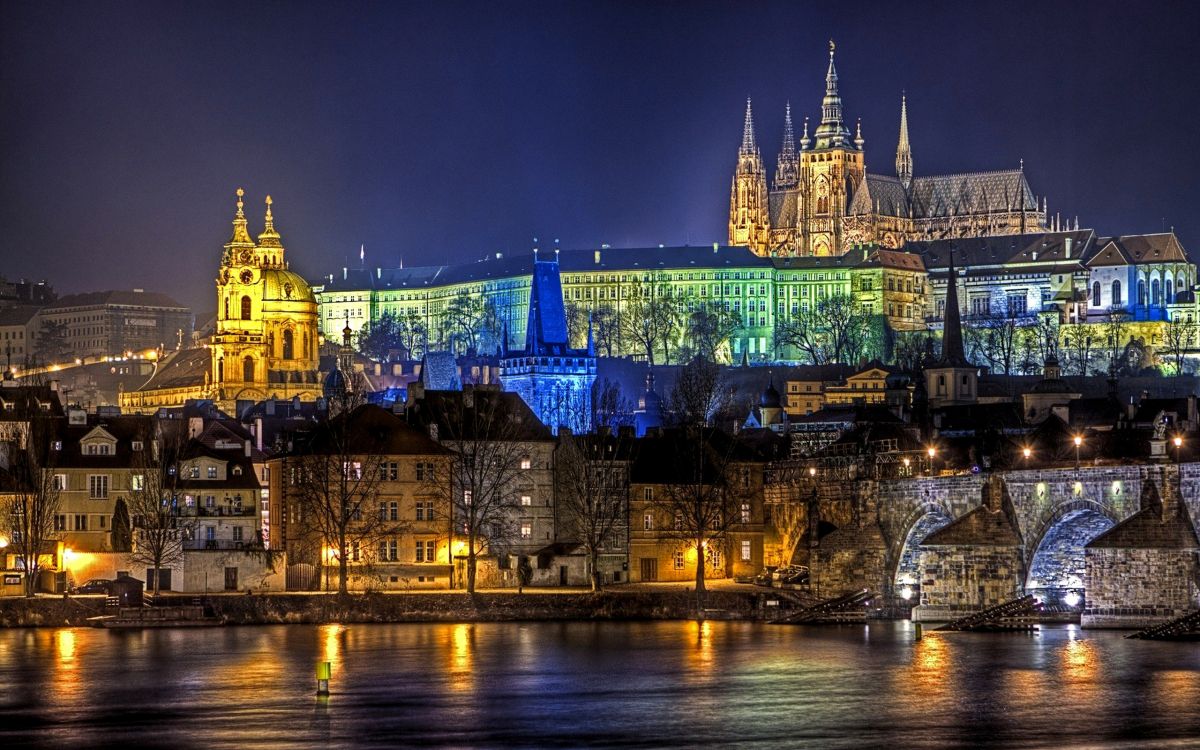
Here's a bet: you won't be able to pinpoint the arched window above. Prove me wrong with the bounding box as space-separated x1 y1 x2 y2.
217 357 224 383
224 298 230 319
1112 280 1122 307
1152 279 1161 306
1092 281 1101 307
282 330 294 360
1167 278 1174 304
243 356 254 383
1138 279 1147 306
241 296 252 320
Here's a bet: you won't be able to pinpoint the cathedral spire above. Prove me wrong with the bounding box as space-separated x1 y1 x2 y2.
774 102 799 189
229 187 253 244
854 118 864 150
896 93 913 189
814 40 853 150
740 98 757 154
800 116 811 150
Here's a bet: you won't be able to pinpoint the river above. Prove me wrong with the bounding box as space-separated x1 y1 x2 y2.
1 621 1198 749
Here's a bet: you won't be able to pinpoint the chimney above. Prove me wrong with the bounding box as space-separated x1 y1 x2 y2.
1064 237 1072 259
244 439 252 457
255 417 263 451
188 416 203 439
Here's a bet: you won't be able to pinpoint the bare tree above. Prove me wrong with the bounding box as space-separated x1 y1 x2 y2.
648 426 741 613
443 291 500 354
681 304 742 363
1061 323 1095 376
555 433 631 591
591 377 632 433
1 415 61 597
1161 313 1197 376
591 306 620 357
419 389 542 593
125 421 193 594
620 276 683 365
964 300 1022 375
667 357 730 428
776 294 873 365
1099 308 1132 377
289 404 404 594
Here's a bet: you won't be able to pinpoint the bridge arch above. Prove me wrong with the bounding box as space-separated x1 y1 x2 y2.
1024 499 1117 603
887 501 954 595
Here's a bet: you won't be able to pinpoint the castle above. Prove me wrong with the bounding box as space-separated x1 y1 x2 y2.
729 41 1051 257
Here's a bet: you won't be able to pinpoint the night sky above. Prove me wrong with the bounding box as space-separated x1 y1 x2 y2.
2 0 1198 312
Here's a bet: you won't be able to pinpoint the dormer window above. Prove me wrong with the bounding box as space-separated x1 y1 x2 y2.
132 441 143 452
232 466 243 476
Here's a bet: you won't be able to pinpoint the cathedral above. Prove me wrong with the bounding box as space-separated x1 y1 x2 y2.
120 189 323 413
729 41 1050 257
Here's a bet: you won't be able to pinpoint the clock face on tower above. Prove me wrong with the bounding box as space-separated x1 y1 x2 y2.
239 269 253 284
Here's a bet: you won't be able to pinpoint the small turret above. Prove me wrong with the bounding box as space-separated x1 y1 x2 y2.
896 93 913 189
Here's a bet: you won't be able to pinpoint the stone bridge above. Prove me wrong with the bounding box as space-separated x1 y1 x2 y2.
773 462 1200 622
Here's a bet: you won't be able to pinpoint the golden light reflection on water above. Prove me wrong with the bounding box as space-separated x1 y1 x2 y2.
56 628 77 664
321 623 344 664
49 628 83 704
1154 670 1200 714
685 620 715 683
447 623 475 692
906 633 953 706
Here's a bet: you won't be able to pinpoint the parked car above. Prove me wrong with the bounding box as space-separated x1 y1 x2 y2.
774 565 810 585
751 567 776 586
69 578 114 595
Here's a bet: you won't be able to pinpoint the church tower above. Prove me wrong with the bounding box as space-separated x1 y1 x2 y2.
798 41 865 256
211 189 322 410
896 93 913 190
925 249 977 407
773 102 799 190
728 99 771 254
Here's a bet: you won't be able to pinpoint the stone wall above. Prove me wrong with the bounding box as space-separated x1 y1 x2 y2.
1083 548 1200 628
914 545 1023 622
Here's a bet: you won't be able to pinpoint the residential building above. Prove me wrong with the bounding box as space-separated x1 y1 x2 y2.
34 290 192 361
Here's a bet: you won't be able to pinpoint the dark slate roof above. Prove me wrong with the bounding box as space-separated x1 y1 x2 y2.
53 416 155 469
419 352 461 391
629 428 766 484
1086 483 1199 549
0 305 39 326
0 383 63 418
909 169 1036 218
130 348 210 392
42 290 188 311
859 248 925 272
296 404 450 457
768 189 799 230
849 174 910 217
910 230 1096 271
316 245 775 293
405 387 554 442
1089 233 1191 266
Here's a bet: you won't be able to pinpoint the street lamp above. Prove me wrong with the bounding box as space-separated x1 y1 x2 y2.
1073 435 1083 471
926 446 936 475
1022 446 1032 462
1173 435 1183 468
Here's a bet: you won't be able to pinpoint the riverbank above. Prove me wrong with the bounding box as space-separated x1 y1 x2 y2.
0 589 786 628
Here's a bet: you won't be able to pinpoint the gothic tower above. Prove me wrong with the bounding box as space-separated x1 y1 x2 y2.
728 99 771 254
925 249 977 407
896 93 913 190
798 40 865 257
774 102 799 190
211 189 322 409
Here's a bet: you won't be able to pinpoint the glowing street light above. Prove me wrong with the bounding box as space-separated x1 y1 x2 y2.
1022 447 1032 461
926 446 936 475
1073 435 1083 470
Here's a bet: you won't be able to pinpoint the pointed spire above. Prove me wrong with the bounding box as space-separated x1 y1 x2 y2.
740 98 757 154
814 40 852 149
896 93 913 189
225 187 255 259
854 118 864 150
774 102 799 189
940 248 968 366
800 116 811 150
257 194 283 248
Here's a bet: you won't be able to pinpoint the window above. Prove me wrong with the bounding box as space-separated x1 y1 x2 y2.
520 495 531 506
130 474 144 491
1092 281 1101 307
132 441 143 452
740 503 751 524
708 548 722 569
643 487 653 501
241 295 252 320
207 466 218 479
388 501 398 521
52 474 67 491
232 527 243 542
463 490 472 506
520 457 532 470
424 540 435 562
741 540 752 562
379 462 398 481
673 550 685 570
243 356 254 382
1112 280 1122 307
1007 294 1027 316
643 512 654 531
520 523 532 539
673 512 683 531
88 474 109 499
381 539 397 562
54 514 67 531
205 526 216 541
282 329 294 359
189 466 200 479
415 462 431 481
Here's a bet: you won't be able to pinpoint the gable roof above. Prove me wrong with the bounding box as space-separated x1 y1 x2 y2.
909 169 1036 219
1088 233 1190 266
849 174 910 217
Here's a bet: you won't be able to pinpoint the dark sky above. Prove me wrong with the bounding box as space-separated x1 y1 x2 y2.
2 0 1198 312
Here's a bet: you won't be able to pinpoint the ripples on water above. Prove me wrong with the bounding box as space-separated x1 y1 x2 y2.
1 621 1198 749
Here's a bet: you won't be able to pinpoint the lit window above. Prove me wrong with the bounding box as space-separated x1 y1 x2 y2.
673 550 685 570
643 513 654 531
741 540 752 562
88 474 109 499
520 495 531 506
520 457 532 470
520 523 532 539
131 474 144 491
740 503 751 524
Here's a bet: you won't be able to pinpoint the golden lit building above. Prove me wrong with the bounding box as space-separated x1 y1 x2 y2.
731 41 1049 258
121 190 322 413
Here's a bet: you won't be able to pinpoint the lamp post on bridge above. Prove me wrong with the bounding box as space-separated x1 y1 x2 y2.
1073 435 1083 472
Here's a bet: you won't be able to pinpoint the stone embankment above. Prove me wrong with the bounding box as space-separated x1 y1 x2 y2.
0 589 777 628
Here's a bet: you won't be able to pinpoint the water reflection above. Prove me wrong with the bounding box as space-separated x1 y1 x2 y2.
0 623 1197 749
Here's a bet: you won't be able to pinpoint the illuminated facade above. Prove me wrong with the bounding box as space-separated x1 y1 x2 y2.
121 190 323 413
730 41 1048 257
